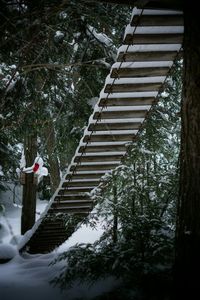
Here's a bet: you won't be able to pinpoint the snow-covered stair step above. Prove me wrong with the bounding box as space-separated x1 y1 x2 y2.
73 153 125 163
62 180 100 188
124 9 183 44
49 206 92 213
78 142 129 153
131 13 183 26
124 27 183 44
65 172 108 180
55 194 91 200
93 109 148 120
69 162 119 172
58 187 94 194
87 119 143 134
117 44 182 62
88 121 142 131
111 66 169 78
98 97 155 107
83 133 136 143
51 201 93 208
111 62 173 78
104 79 163 93
52 199 93 204
63 170 113 186
34 232 69 239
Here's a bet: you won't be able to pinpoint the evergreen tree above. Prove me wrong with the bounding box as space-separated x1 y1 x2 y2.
51 61 182 299
0 1 130 206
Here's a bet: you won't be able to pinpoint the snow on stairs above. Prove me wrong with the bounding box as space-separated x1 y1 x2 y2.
19 7 183 254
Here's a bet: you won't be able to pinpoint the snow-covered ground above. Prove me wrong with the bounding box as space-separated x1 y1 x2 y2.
0 184 116 300
0 251 118 300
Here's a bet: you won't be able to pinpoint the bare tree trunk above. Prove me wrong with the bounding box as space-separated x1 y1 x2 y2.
112 176 118 243
20 1 42 235
174 6 200 297
43 119 60 194
21 133 37 234
132 162 136 216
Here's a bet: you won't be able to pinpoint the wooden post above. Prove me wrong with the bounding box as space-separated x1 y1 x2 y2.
21 133 37 235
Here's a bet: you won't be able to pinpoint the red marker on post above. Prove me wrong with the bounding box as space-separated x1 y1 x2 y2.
33 163 40 173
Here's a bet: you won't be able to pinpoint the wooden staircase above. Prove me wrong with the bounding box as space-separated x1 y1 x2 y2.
20 7 183 254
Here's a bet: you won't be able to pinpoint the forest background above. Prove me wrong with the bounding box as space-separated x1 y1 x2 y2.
0 1 183 299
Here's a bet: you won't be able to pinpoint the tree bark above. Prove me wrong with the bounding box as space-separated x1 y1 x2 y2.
21 2 41 235
43 119 60 194
112 177 118 243
21 134 37 235
174 6 200 298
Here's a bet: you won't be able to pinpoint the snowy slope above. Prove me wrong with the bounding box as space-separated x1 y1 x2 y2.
0 251 118 300
0 186 110 300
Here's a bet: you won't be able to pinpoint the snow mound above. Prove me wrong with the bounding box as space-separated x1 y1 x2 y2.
10 234 23 246
0 244 18 261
